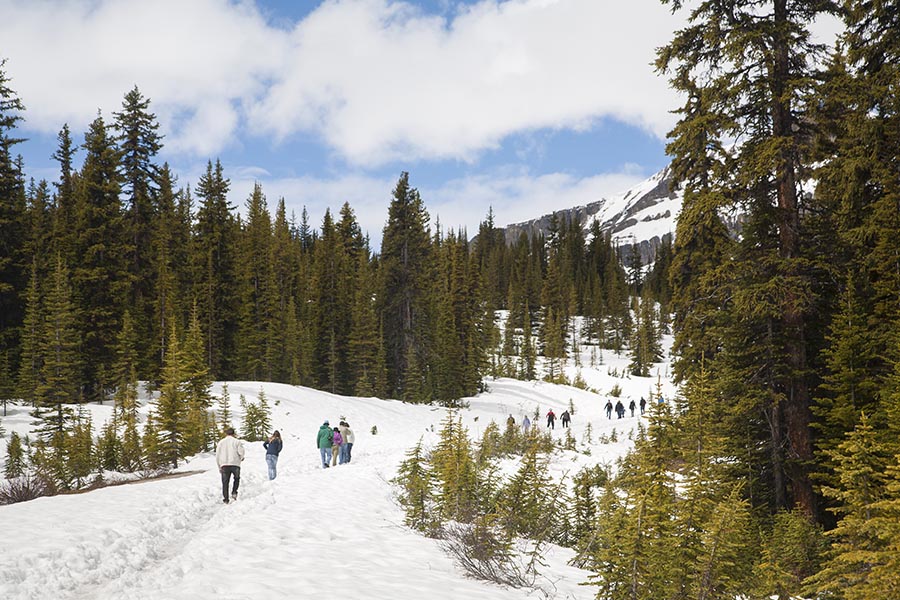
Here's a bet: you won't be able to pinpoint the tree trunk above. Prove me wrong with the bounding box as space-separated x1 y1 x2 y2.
772 0 816 519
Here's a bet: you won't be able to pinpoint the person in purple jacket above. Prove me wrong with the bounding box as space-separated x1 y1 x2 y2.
331 427 343 467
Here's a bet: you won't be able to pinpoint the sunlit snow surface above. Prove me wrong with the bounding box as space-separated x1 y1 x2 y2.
0 341 677 599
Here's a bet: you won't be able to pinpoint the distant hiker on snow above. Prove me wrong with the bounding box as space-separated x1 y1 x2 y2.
216 427 245 503
560 410 571 428
605 400 613 419
628 399 636 418
522 415 531 433
317 421 333 469
332 427 343 467
507 414 516 429
615 400 625 419
546 409 556 429
640 397 646 415
263 430 283 480
339 421 354 464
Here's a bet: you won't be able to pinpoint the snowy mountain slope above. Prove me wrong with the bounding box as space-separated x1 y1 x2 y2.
0 345 677 599
503 167 681 264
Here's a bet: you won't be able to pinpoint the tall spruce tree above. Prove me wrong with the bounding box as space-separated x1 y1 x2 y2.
73 113 126 401
657 0 840 517
380 172 433 400
114 86 162 373
0 61 27 387
236 183 274 380
193 159 237 379
35 255 80 433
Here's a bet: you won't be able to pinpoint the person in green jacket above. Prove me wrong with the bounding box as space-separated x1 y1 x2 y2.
317 421 333 468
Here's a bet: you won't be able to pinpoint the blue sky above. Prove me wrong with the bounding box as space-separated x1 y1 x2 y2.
2 0 682 244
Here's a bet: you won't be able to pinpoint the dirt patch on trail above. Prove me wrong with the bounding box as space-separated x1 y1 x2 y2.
65 470 207 494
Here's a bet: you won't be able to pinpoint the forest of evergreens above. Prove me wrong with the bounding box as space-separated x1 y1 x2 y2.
399 2 900 598
2 0 900 596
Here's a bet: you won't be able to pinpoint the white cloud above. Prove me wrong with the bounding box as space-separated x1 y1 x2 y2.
251 0 682 166
223 165 650 248
1 0 285 155
2 0 681 165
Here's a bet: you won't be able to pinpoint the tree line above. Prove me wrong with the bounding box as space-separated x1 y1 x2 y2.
0 59 652 486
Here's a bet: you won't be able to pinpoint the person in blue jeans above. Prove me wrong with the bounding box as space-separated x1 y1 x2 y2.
316 421 333 468
263 430 283 480
339 421 354 464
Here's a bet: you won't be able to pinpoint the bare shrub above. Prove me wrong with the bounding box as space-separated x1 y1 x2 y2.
439 518 535 588
0 473 58 505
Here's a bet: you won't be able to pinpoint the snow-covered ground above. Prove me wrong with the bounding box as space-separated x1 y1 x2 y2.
0 341 676 599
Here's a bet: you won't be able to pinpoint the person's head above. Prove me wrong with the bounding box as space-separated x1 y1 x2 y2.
273 430 281 439
323 420 330 427
333 427 340 432
225 427 235 436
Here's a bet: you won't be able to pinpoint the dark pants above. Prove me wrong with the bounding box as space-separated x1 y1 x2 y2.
562 419 569 428
221 465 240 500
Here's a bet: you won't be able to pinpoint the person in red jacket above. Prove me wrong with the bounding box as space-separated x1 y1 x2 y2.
546 409 556 429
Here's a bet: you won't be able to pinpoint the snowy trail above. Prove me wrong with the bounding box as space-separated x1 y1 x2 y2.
0 377 663 599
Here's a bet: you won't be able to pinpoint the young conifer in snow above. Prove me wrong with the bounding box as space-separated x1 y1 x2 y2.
393 437 436 534
430 411 478 523
217 383 232 435
4 431 26 479
153 325 186 469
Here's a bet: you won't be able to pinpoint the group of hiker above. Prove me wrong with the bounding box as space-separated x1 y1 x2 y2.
316 420 356 468
214 427 288 504
506 409 572 432
212 417 358 504
604 397 646 419
543 409 572 429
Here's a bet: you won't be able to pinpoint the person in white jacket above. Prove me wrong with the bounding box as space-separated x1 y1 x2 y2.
216 427 245 504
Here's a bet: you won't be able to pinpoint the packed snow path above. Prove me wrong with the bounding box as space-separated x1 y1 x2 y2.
0 377 662 599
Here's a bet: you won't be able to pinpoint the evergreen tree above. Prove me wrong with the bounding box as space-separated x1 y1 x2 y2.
348 250 381 396
430 411 478 522
216 383 233 435
311 208 352 393
498 444 558 540
182 304 213 454
114 86 162 373
236 183 274 380
393 438 436 533
149 164 182 380
542 306 566 382
51 123 78 265
0 60 27 394
96 418 122 473
17 260 42 405
657 0 840 518
193 159 237 379
153 324 186 468
807 414 892 599
4 430 26 478
35 255 80 434
520 305 536 381
72 113 126 401
381 172 433 399
628 292 662 377
67 408 94 488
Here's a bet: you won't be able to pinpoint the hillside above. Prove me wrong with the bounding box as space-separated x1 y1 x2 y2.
0 341 676 599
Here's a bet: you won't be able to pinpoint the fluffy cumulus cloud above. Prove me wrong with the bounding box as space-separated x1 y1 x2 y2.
2 0 680 165
252 0 682 165
0 0 286 155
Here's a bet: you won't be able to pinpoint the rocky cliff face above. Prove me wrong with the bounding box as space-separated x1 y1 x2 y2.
502 167 681 265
